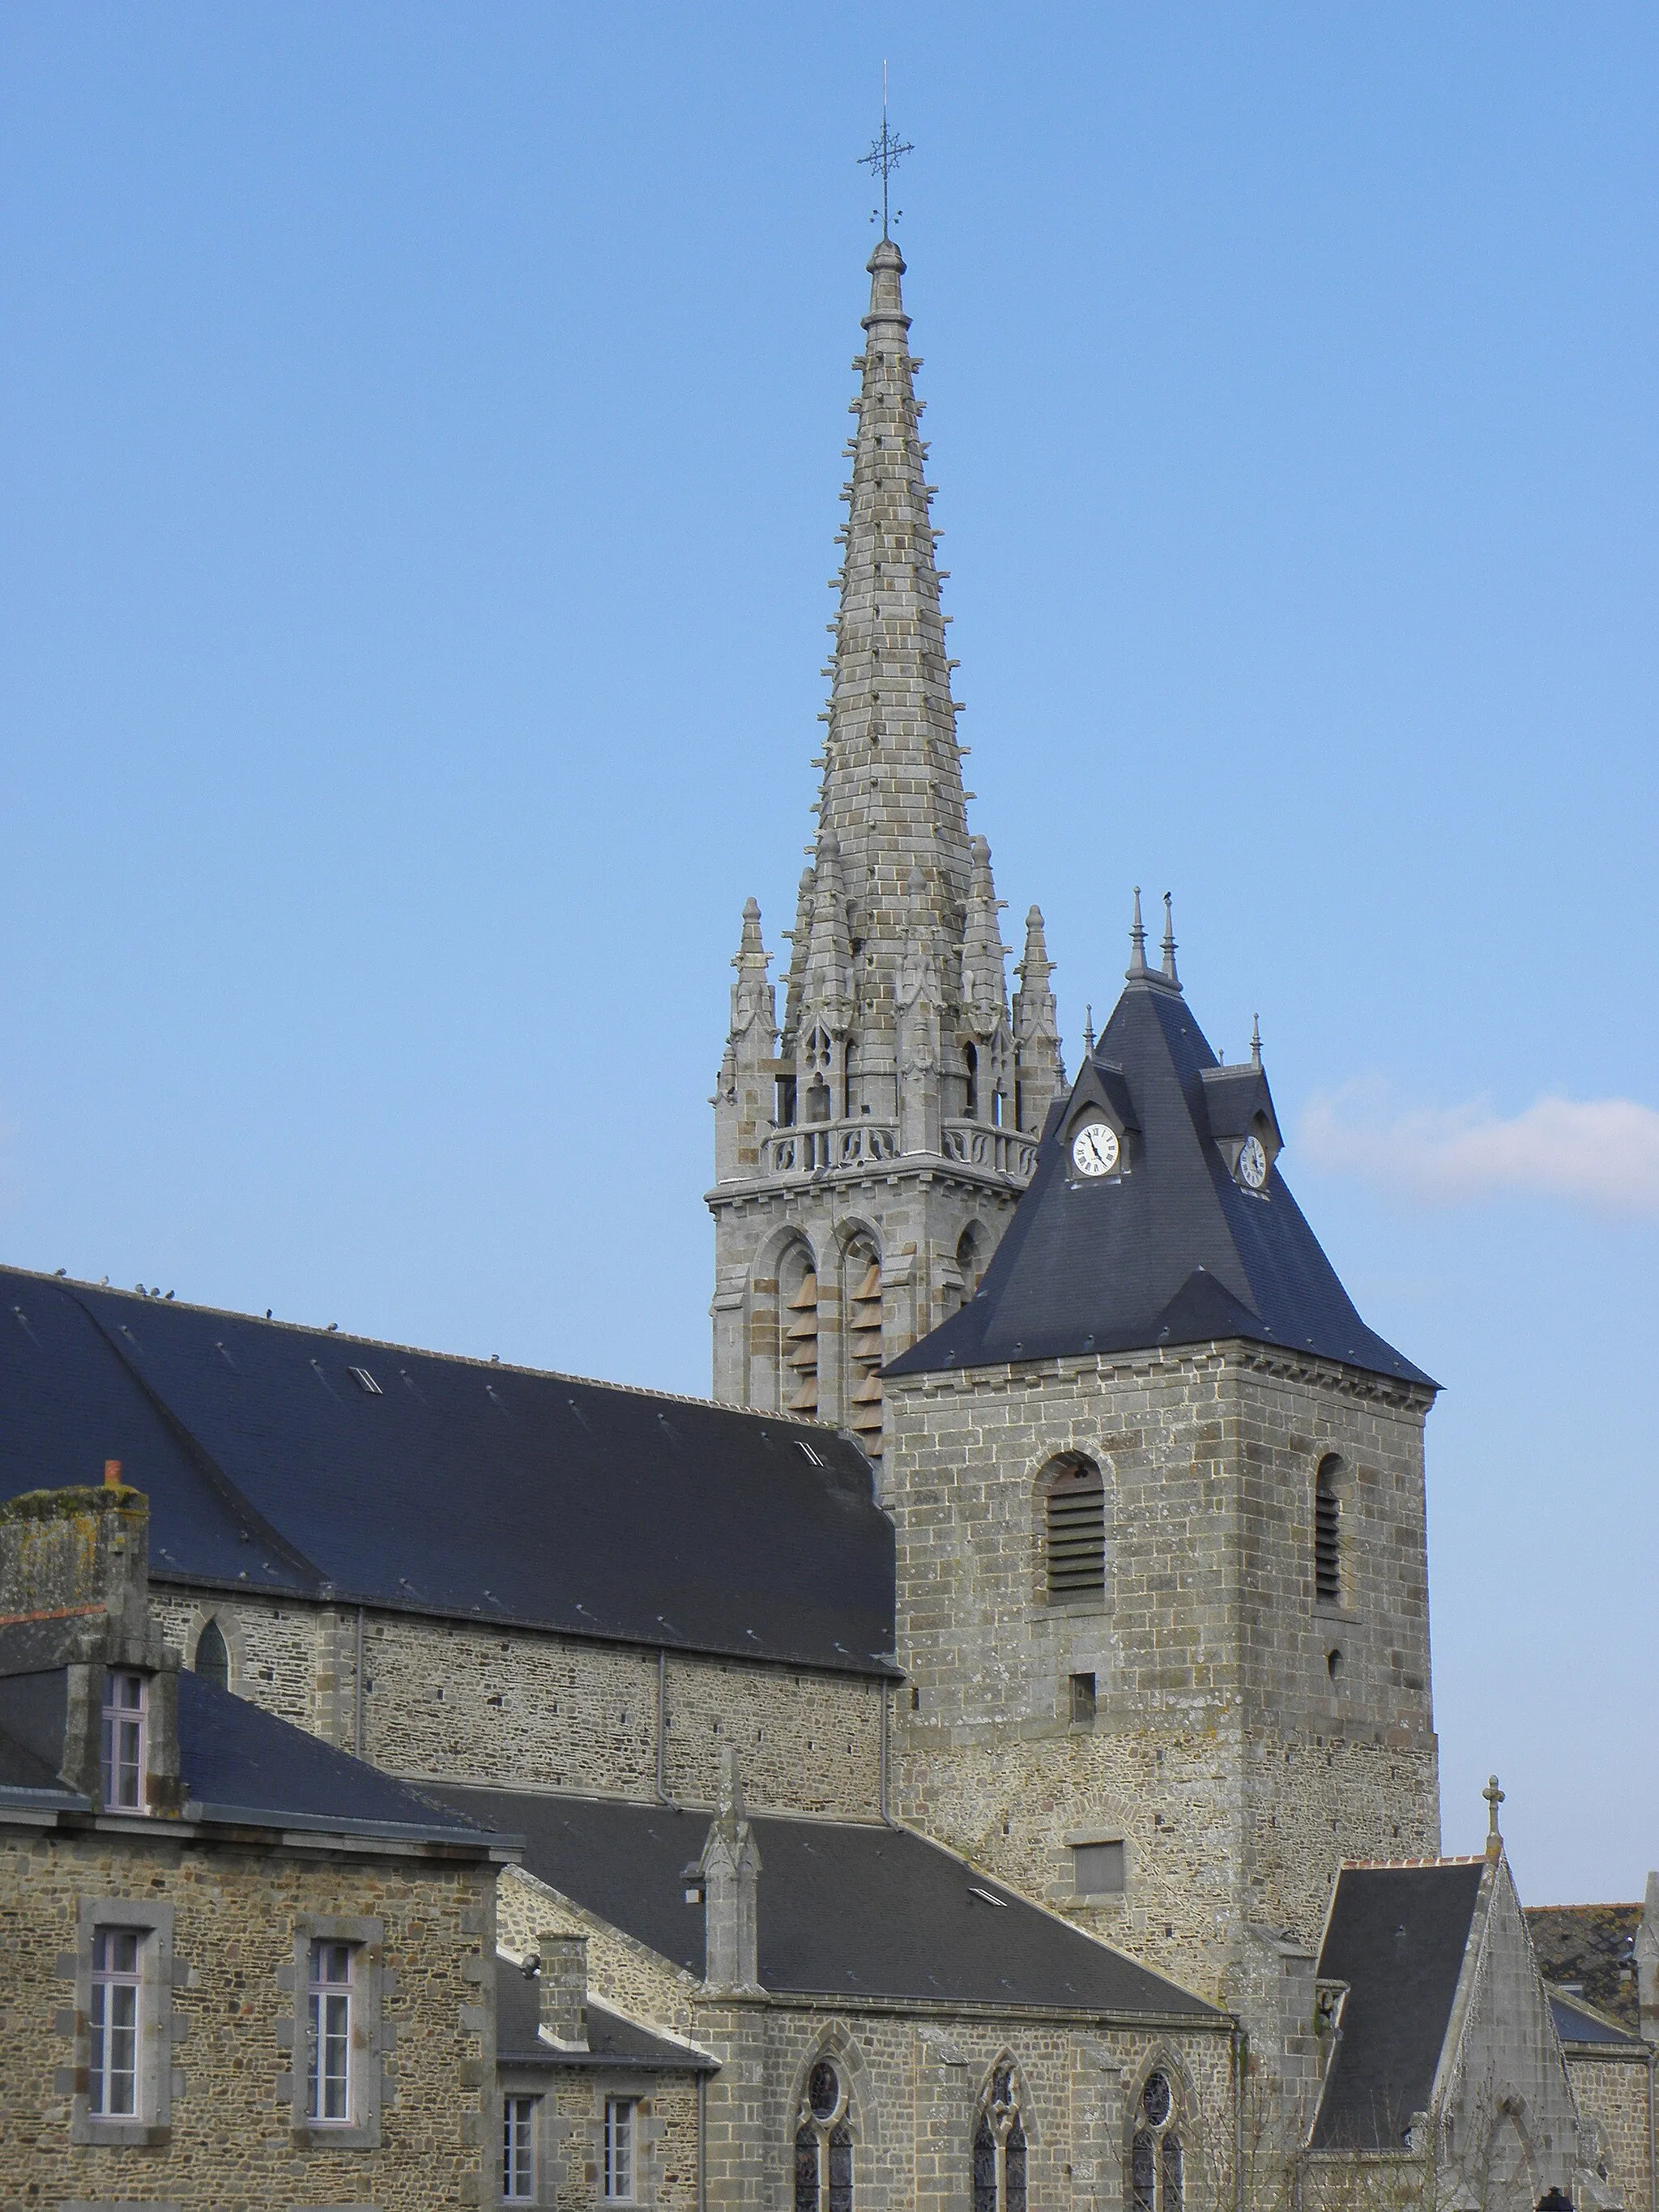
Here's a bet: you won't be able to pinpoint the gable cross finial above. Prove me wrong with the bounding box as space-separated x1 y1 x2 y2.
858 62 912 239
1483 1774 1505 1856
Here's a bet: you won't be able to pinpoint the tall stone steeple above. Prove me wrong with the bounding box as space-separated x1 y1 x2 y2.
710 236 1061 1447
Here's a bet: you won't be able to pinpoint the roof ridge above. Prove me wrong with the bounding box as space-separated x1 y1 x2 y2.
3 1265 840 1432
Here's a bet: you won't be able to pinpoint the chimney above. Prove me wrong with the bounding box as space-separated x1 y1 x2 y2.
1637 1870 1659 2046
0 1481 181 1813
696 1745 762 1994
535 1931 589 2051
0 1480 152 1652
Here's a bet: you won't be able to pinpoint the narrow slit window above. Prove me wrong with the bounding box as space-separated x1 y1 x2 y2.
1315 1456 1342 1604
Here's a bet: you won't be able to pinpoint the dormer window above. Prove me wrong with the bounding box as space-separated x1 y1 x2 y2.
100 1671 147 1811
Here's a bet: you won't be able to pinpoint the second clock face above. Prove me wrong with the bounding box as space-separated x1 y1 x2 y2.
1072 1121 1120 1178
1237 1134 1269 1190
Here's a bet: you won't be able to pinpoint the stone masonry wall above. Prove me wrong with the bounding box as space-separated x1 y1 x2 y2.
2 1818 497 2210
695 1997 1235 2212
1566 2051 1654 2212
885 1344 1439 2005
527 2071 698 2212
153 1588 885 1815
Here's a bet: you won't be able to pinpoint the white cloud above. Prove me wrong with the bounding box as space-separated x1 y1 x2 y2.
1298 1081 1659 1217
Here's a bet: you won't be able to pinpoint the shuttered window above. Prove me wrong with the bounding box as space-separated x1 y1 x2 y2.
1315 1456 1342 1604
846 1255 884 1457
1045 1458 1105 1599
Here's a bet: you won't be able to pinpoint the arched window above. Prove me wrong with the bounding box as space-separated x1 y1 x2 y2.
955 1224 985 1310
795 2058 853 2212
1315 1455 1343 1605
973 2062 1027 2212
1044 1455 1105 1600
194 1617 230 1690
1129 2070 1183 2212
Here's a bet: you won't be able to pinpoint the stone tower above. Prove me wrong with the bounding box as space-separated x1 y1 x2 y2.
881 908 1442 2025
708 237 1064 1453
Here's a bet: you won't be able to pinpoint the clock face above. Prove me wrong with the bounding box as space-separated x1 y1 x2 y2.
1071 1121 1120 1178
1237 1134 1269 1191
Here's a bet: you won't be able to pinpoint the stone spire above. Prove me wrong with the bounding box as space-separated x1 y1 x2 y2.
713 897 777 1184
707 232 1057 1421
801 235 983 1088
1013 906 1064 1136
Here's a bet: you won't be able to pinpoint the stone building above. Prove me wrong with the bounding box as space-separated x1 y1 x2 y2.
0 1477 510 2209
2 218 1656 2212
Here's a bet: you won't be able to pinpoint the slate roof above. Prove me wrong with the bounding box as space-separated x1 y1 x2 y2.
429 1786 1219 2020
1311 1860 1486 2150
888 976 1432 1389
0 1667 500 1845
1525 1903 1642 2033
0 1268 895 1675
495 1954 717 2072
1547 1990 1642 2048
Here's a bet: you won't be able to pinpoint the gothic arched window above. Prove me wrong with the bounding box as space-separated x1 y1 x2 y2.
1315 1455 1343 1605
780 1244 820 1417
795 2058 853 2212
1044 1455 1105 1600
972 2062 1027 2212
1129 2070 1183 2212
843 1240 884 1459
194 1617 230 1690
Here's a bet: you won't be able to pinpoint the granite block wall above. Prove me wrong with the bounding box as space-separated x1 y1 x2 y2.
1 1819 497 2210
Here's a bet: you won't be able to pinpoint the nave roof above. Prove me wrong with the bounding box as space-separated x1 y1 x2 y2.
0 1267 896 1677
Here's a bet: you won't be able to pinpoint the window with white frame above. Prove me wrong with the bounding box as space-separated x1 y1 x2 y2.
305 1938 355 2124
605 2095 638 2201
100 1669 147 1809
88 1926 143 2116
502 2094 539 2200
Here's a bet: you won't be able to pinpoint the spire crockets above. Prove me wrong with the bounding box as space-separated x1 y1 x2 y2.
1013 906 1064 1135
800 235 981 1079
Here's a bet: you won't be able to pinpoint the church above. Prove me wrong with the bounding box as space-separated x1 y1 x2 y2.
1 220 1653 2212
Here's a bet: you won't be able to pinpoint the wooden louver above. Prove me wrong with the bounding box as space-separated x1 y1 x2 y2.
1315 1466 1341 1603
1046 1460 1105 1597
786 1271 819 1414
846 1257 884 1456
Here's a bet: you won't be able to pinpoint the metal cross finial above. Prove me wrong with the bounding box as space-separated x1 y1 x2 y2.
858 62 913 239
1483 1775 1505 1850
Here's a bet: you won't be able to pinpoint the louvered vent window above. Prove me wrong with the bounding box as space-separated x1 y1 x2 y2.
1315 1456 1342 1604
785 1269 819 1416
846 1258 884 1457
1046 1458 1105 1600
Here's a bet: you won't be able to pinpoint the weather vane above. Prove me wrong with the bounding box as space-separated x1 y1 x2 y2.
857 60 912 239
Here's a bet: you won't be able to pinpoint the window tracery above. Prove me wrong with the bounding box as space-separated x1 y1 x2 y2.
972 2061 1027 2212
795 2058 853 2212
1129 2069 1183 2212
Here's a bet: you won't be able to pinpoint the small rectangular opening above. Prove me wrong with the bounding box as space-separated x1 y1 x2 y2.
1068 1671 1096 1725
348 1366 382 1394
1073 1839 1125 1896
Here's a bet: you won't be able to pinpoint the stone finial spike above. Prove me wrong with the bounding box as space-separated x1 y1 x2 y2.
1126 886 1149 979
1013 905 1064 1133
718 1741 745 1823
1161 893 1180 988
1251 1012 1262 1069
1482 1774 1505 1857
1083 1004 1095 1055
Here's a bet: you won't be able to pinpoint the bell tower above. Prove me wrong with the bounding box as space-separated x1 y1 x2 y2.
708 235 1064 1453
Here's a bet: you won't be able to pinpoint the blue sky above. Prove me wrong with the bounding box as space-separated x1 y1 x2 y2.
2 5 1655 1903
